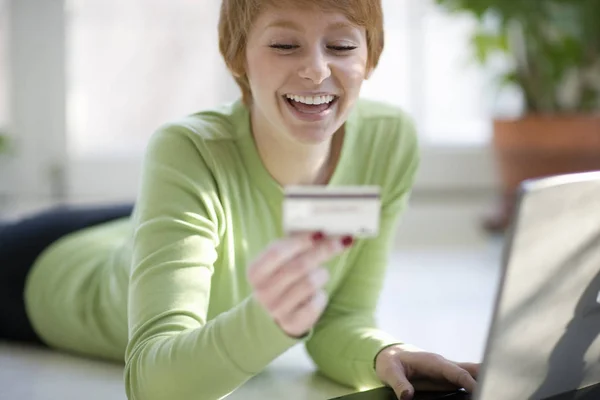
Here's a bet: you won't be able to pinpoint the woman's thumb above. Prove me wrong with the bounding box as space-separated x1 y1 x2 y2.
389 370 414 400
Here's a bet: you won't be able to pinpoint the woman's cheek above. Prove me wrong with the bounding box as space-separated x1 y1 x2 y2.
337 59 369 89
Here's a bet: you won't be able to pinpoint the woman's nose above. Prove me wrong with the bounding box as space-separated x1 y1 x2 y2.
298 49 332 84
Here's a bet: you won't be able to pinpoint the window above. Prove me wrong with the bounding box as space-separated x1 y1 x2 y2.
66 0 521 158
66 0 237 157
420 0 493 145
361 0 520 146
0 0 8 133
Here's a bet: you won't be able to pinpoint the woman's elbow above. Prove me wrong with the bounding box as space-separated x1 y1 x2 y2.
124 353 162 400
123 340 184 400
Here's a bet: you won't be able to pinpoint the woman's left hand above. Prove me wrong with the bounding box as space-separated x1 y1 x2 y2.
374 344 480 400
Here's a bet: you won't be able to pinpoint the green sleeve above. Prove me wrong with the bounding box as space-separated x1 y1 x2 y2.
304 120 420 390
124 126 300 400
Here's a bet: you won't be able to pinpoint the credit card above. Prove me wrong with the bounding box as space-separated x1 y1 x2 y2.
282 186 381 237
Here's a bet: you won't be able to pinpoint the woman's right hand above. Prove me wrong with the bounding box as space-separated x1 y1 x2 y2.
247 233 353 338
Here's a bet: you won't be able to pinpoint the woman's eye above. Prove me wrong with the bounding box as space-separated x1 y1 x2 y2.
269 44 357 52
329 45 358 52
269 44 298 50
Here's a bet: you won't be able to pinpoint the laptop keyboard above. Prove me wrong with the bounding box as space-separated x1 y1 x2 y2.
414 390 472 400
329 387 471 400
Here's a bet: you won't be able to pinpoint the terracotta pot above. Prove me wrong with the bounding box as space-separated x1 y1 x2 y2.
483 114 600 232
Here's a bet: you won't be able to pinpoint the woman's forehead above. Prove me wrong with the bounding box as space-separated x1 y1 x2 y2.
252 6 360 33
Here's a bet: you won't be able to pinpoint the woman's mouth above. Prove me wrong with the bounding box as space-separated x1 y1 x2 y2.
283 94 339 121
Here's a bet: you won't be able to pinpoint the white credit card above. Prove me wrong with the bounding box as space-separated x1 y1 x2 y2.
282 186 381 237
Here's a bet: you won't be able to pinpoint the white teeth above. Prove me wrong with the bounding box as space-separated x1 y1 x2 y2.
286 94 336 105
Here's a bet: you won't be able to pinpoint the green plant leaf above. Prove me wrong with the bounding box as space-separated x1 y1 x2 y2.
471 30 509 64
435 0 600 113
580 87 600 111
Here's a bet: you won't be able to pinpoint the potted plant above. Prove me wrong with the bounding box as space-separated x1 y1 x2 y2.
435 0 600 232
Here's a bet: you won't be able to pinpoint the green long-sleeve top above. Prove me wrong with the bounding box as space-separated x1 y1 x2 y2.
23 97 420 399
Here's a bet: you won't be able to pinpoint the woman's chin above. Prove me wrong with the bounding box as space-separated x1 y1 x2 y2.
283 118 341 145
289 128 336 145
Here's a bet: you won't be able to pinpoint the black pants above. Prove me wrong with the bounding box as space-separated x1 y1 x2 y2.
0 203 134 345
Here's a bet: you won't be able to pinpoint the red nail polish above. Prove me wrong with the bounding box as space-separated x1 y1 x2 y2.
312 232 325 242
341 236 354 247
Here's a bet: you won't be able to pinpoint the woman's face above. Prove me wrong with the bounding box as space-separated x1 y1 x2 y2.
245 6 372 145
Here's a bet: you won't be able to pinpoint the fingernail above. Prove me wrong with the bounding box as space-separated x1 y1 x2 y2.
312 232 325 242
401 390 411 400
341 236 354 247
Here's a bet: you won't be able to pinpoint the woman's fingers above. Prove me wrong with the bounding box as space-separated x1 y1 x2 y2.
384 363 414 400
271 267 330 319
278 289 329 337
246 233 316 286
455 362 480 379
378 350 479 397
438 361 477 393
247 232 354 337
401 353 477 393
260 236 345 304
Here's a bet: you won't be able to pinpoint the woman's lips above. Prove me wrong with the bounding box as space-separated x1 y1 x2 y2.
283 96 339 122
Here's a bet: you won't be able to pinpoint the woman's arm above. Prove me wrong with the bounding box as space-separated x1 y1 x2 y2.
304 117 420 390
124 126 300 400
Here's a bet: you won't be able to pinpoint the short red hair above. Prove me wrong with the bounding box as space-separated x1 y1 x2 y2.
218 0 385 105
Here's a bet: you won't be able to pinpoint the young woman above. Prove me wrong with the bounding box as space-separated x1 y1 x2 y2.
0 1 479 399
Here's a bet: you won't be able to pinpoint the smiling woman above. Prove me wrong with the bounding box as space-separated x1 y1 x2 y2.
0 1 478 400
219 1 384 186
248 8 369 138
219 0 384 108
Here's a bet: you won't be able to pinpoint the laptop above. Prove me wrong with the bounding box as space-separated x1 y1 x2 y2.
330 171 600 400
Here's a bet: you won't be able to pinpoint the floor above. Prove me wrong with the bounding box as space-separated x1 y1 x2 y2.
0 243 504 400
